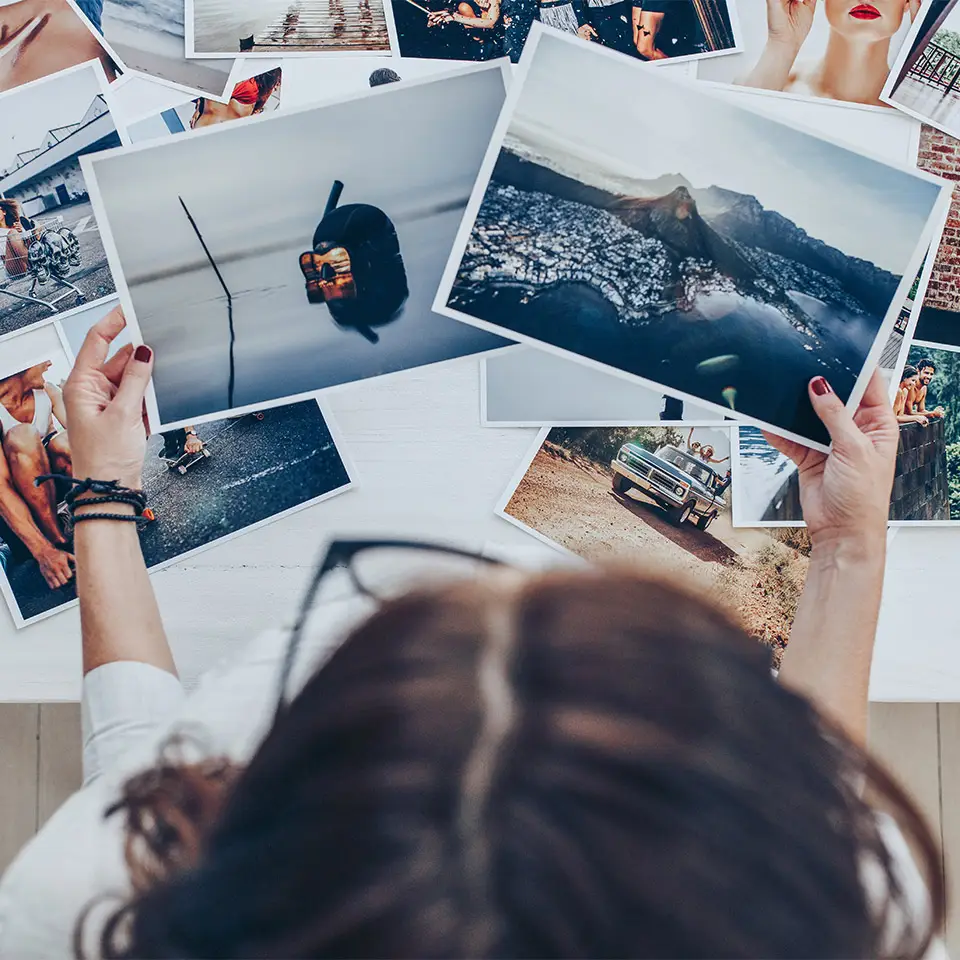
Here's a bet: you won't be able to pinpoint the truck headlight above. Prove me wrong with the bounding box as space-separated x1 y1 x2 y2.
675 485 685 496
619 452 628 463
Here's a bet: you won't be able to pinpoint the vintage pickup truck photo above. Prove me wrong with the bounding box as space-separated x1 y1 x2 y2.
611 441 729 532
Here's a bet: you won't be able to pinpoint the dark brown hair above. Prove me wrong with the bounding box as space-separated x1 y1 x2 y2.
0 200 19 228
89 569 943 958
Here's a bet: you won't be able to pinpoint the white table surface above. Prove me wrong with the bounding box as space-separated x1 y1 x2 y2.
0 356 952 702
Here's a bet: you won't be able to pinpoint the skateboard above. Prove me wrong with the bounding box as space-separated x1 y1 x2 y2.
162 444 212 475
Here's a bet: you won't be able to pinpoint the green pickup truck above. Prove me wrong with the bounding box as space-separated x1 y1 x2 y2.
611 442 728 532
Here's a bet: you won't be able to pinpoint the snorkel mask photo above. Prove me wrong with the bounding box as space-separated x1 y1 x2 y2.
299 180 408 344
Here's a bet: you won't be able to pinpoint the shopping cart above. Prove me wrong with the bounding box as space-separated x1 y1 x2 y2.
0 215 86 314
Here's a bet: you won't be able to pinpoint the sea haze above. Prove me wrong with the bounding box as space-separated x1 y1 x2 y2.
192 0 311 52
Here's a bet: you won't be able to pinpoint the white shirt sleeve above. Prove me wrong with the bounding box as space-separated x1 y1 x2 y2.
81 661 185 786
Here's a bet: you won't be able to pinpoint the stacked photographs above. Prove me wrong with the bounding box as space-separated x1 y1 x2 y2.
186 0 393 57
497 423 804 666
699 0 919 110
83 64 512 431
436 27 950 451
0 62 124 342
882 0 960 138
0 299 353 627
390 0 739 65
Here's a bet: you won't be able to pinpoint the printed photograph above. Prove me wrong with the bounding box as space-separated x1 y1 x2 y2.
0 0 119 96
127 68 283 142
913 123 960 346
735 344 960 525
84 66 511 430
882 0 960 136
0 304 354 626
391 0 736 64
189 0 391 56
499 424 807 665
439 30 948 450
0 63 122 341
699 0 920 108
483 346 724 425
85 0 236 98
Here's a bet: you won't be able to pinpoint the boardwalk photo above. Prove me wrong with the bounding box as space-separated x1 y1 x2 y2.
190 0 391 55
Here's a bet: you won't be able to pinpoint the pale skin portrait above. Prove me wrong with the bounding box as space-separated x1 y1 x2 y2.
740 0 922 106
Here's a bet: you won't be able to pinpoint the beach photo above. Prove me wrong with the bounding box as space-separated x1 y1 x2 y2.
0 62 123 341
882 0 960 136
482 346 724 425
735 343 960 526
84 65 511 430
0 0 119 97
188 0 391 56
0 303 354 626
698 0 920 109
499 423 807 665
127 68 283 143
391 0 736 64
87 0 236 98
438 28 949 450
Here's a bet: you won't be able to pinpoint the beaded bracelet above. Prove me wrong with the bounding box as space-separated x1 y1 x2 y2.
34 474 151 526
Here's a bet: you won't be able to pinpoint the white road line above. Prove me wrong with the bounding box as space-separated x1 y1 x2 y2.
220 449 319 490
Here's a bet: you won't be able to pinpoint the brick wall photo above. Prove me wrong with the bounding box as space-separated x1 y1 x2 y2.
918 125 960 313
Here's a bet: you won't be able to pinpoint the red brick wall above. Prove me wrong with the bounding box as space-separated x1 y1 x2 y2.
918 125 960 312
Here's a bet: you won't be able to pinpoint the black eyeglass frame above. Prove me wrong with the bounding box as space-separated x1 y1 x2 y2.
275 538 505 714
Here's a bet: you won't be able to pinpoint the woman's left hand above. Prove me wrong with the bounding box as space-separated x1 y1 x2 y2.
63 306 154 490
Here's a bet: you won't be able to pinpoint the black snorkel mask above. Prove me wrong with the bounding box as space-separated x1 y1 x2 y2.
299 180 408 344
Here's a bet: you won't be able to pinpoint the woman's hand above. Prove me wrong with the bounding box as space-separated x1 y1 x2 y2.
765 0 816 54
63 306 154 490
763 370 898 547
907 0 922 23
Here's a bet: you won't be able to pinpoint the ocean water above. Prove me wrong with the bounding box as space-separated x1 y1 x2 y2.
192 0 298 52
737 426 798 523
105 0 183 37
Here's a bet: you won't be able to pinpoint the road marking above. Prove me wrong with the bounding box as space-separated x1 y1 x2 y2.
71 216 93 234
219 449 319 490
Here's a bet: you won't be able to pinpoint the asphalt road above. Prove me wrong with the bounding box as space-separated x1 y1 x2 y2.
6 401 350 623
0 200 115 337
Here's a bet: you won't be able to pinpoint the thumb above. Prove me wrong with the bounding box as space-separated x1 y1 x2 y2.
114 344 153 414
808 376 858 449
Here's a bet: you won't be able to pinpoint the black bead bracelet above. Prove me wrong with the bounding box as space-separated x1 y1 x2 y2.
35 475 151 526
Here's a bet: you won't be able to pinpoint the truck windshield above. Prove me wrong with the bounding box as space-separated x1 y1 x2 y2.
655 446 714 486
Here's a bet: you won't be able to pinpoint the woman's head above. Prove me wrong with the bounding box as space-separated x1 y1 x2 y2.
94 569 941 959
824 0 909 42
900 364 919 390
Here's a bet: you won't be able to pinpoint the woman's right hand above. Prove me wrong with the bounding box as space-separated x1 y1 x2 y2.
763 370 898 548
765 0 816 53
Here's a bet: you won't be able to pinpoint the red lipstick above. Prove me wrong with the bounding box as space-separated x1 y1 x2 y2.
849 3 881 19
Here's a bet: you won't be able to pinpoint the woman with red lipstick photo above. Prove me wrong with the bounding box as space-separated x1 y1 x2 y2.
732 0 921 105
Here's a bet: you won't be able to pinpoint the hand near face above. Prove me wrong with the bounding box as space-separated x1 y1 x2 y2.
907 0 921 22
577 23 598 40
765 0 817 53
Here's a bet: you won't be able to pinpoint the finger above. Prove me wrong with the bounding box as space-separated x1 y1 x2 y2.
853 368 890 413
113 344 154 414
762 428 807 464
808 376 860 449
101 343 134 387
72 306 126 373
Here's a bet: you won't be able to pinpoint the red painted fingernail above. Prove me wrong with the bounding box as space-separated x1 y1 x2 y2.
134 345 152 363
811 376 832 397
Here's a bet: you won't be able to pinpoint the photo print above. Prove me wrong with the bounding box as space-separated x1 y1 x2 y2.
482 347 725 425
882 0 960 137
84 64 512 431
127 67 283 143
913 123 960 346
0 62 124 342
0 0 120 96
498 423 808 666
0 301 354 627
437 28 950 451
735 342 960 526
698 0 920 109
391 0 738 64
187 0 392 57
85 0 237 99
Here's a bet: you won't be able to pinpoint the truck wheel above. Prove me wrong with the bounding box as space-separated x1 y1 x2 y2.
612 474 632 495
696 511 716 532
668 502 693 526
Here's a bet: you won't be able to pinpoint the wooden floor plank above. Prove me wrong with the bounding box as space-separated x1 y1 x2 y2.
37 703 81 828
0 704 38 873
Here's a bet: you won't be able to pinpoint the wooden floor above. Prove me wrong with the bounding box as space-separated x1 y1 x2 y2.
0 702 959 949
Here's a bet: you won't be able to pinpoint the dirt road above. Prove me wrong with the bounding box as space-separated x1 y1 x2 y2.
504 445 805 659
